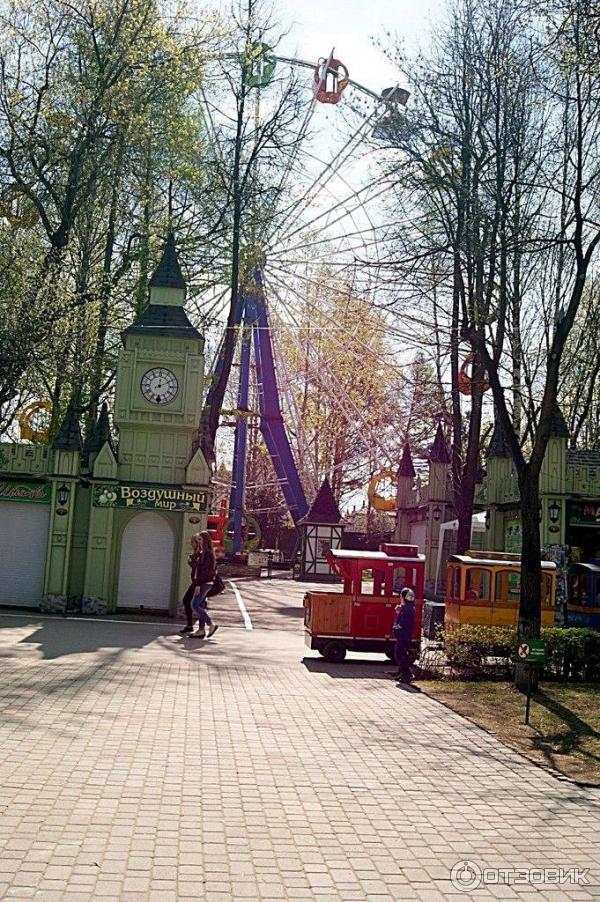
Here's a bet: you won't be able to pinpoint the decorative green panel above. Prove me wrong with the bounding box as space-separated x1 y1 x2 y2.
0 479 51 503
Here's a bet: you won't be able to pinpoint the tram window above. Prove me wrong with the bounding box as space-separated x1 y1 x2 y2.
465 568 490 601
393 567 407 594
570 574 587 605
495 570 520 600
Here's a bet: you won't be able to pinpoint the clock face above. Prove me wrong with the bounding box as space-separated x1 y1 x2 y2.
140 368 179 405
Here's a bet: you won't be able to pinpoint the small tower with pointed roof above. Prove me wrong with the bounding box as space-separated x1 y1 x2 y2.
41 399 83 613
298 477 344 581
540 402 569 546
485 415 517 551
394 444 416 545
423 424 452 591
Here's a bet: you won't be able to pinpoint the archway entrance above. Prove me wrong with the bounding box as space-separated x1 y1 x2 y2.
117 512 175 611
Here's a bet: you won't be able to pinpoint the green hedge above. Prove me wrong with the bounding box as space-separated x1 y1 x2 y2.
439 625 600 681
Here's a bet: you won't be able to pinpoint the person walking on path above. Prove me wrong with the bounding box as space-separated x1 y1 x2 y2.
191 531 219 639
392 587 416 683
179 532 219 639
179 534 202 635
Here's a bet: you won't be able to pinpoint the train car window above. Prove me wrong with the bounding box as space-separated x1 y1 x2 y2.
393 567 407 594
495 569 520 601
465 568 490 601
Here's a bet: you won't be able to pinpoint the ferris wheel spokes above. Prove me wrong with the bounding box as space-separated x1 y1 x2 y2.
268 107 382 247
265 276 395 464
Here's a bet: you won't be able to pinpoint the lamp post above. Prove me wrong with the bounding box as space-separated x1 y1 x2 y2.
57 483 70 506
549 501 560 524
432 506 442 523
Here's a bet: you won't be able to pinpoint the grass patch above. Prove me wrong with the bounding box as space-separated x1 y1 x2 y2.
422 680 600 785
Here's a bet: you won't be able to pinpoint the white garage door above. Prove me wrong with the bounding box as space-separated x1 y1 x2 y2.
117 512 175 611
0 501 50 606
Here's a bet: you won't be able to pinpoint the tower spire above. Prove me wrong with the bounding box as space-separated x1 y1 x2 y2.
149 231 186 293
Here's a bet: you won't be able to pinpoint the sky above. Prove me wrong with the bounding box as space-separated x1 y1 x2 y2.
268 0 445 91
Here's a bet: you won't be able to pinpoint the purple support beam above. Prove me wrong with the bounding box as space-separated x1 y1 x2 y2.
247 273 308 524
228 310 252 555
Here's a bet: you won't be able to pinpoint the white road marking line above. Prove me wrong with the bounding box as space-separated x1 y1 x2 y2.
229 581 253 630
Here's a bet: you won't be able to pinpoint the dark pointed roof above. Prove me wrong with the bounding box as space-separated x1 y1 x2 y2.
398 443 416 478
52 399 82 451
122 303 202 340
550 402 569 438
301 478 342 524
87 403 113 455
149 232 186 291
123 232 201 341
429 423 450 464
487 418 510 458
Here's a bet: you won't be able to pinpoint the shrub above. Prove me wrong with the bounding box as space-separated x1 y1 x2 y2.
443 625 514 676
439 624 600 681
542 627 600 681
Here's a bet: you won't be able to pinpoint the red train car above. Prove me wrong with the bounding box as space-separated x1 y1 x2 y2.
303 544 425 662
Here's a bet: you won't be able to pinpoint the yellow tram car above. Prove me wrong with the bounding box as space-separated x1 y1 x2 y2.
445 550 557 628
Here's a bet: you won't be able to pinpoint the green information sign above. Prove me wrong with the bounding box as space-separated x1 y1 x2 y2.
516 640 546 663
93 483 207 513
0 480 51 504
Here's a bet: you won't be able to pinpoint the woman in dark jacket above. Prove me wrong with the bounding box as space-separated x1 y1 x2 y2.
179 532 219 638
191 531 219 638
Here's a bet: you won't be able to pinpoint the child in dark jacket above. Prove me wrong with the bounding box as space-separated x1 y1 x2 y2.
392 588 416 683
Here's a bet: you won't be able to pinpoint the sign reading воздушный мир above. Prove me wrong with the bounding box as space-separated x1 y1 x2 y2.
93 483 207 512
0 480 52 504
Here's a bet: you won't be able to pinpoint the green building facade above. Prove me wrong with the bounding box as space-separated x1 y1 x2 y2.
394 413 600 601
0 235 211 615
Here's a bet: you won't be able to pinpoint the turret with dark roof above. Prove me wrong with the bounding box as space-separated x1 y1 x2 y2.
87 402 113 456
550 402 569 438
398 443 416 478
148 232 186 291
487 417 510 458
53 399 82 451
300 478 342 525
429 423 450 464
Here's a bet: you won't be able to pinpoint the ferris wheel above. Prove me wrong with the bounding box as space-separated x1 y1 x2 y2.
188 44 409 553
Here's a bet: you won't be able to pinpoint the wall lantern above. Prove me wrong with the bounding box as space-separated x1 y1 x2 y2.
485 510 491 530
57 483 70 506
548 501 560 524
432 506 442 522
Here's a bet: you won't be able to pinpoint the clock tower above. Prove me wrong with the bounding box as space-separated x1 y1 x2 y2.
80 233 211 615
114 233 205 484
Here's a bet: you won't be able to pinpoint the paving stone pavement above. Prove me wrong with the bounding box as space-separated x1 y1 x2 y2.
0 578 598 901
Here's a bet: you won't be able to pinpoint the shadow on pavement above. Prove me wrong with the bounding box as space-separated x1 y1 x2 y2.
302 656 392 680
276 605 304 618
0 614 172 662
17 618 162 660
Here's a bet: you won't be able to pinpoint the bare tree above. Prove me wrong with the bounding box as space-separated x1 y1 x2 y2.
380 0 543 553
195 0 306 463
